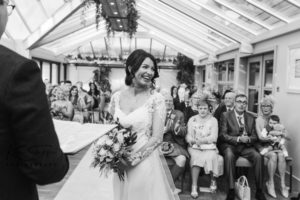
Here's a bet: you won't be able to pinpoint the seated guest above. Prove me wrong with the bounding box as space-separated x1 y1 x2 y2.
171 85 180 110
210 91 222 115
163 94 189 194
214 91 235 123
255 96 289 198
51 87 74 121
219 94 266 200
260 115 289 157
88 82 101 109
183 91 198 124
186 94 219 198
76 81 93 122
69 85 84 123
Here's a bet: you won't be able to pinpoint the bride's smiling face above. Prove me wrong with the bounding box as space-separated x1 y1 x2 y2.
132 57 155 87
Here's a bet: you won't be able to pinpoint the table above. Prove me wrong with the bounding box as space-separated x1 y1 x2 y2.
53 119 116 154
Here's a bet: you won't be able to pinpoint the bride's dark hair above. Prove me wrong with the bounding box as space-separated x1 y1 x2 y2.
125 49 159 88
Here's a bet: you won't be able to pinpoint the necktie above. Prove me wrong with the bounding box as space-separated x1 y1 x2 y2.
237 116 244 127
237 116 245 135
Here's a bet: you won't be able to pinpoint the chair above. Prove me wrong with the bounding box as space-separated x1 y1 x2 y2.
235 157 252 178
236 156 293 193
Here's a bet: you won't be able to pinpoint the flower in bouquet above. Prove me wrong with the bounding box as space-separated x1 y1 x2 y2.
91 119 137 181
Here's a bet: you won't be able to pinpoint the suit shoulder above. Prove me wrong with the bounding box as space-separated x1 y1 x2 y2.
245 111 257 119
0 45 31 66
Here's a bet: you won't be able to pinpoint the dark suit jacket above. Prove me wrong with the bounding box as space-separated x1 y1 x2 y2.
163 109 187 147
0 45 69 200
219 110 258 152
213 102 227 122
183 106 198 124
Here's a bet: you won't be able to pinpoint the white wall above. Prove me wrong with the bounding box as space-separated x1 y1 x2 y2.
157 68 179 92
67 65 97 90
253 30 300 181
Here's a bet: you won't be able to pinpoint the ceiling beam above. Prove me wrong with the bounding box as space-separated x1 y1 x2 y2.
90 41 96 58
140 12 215 55
53 29 106 55
245 0 290 23
139 22 203 61
287 0 300 8
214 0 272 30
37 0 49 18
139 0 225 50
251 17 300 44
44 23 103 49
25 0 85 49
11 0 32 33
157 0 250 43
4 30 13 40
189 0 258 35
34 21 96 48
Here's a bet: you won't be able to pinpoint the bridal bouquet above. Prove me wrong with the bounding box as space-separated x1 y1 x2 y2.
91 120 137 181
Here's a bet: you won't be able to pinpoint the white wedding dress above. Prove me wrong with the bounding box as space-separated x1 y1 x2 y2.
110 91 180 200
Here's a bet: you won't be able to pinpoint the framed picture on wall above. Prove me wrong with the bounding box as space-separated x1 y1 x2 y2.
287 44 300 93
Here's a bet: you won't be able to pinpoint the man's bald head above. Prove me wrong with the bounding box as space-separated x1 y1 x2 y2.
224 92 235 108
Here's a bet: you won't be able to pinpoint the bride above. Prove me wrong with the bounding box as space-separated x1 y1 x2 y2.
109 49 180 200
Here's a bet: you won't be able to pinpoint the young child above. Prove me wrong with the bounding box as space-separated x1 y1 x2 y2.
260 115 289 157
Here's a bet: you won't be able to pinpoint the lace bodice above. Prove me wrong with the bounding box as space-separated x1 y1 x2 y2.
109 90 166 165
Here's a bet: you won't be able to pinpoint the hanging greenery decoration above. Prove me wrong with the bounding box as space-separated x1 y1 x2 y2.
175 53 195 86
82 0 139 38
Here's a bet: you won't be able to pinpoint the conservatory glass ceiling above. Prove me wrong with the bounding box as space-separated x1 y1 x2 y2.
4 0 300 63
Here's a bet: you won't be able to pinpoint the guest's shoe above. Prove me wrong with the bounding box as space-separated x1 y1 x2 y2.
191 185 198 199
255 189 267 200
226 189 235 200
266 181 277 198
281 186 289 198
210 179 217 193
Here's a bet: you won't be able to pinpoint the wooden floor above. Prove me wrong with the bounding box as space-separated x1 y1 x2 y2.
38 146 299 200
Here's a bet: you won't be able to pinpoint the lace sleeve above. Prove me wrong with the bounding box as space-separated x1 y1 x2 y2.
108 92 118 117
129 93 166 166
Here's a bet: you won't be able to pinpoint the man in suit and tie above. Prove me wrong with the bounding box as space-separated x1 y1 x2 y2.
163 94 189 193
219 94 266 200
0 1 69 199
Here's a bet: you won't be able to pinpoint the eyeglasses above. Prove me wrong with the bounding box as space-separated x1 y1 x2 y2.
3 0 15 16
235 100 248 105
261 105 271 108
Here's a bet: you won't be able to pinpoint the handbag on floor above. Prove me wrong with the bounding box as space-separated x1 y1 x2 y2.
235 175 250 200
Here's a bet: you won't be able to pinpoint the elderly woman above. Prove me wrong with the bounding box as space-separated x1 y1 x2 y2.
186 94 219 198
51 86 74 121
256 96 288 198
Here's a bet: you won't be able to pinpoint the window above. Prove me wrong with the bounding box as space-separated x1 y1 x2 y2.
215 59 234 95
247 53 274 114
